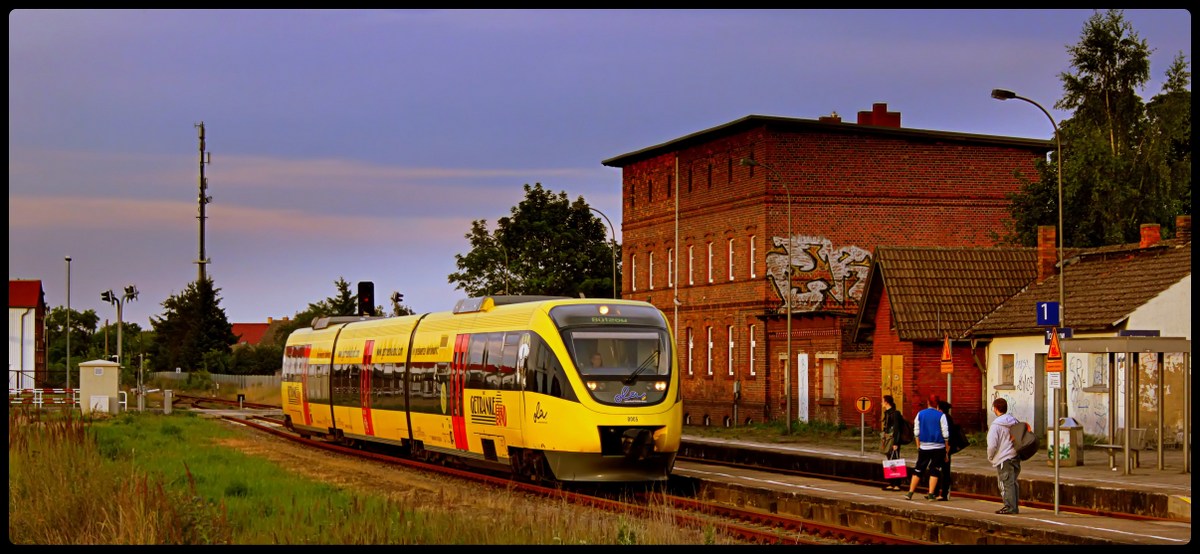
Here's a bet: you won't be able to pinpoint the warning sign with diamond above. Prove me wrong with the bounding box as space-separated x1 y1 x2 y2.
1046 327 1063 373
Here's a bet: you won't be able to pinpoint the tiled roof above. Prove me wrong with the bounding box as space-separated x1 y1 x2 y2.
232 323 271 346
970 240 1191 336
9 280 44 308
859 246 1039 342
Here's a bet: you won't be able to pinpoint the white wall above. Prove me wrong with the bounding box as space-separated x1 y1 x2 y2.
8 308 37 390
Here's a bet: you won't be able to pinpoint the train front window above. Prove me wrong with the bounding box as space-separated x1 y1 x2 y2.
559 328 671 405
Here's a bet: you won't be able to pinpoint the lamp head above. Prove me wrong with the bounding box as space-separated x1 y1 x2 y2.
991 88 1016 100
65 255 71 262
123 285 139 301
101 290 114 304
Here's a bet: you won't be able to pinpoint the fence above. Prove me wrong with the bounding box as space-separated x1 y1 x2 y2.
149 372 281 390
8 388 79 408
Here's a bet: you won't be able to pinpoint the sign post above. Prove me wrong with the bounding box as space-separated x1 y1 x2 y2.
1046 326 1063 514
856 396 871 455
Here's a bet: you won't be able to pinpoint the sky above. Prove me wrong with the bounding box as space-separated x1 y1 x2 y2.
9 9 1192 331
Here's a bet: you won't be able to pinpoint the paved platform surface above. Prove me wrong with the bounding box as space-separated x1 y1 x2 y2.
677 433 1192 544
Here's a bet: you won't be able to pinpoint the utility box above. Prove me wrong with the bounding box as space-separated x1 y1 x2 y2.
1048 417 1084 466
78 359 120 415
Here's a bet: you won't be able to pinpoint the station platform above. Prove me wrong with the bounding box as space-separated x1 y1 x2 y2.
675 434 1191 544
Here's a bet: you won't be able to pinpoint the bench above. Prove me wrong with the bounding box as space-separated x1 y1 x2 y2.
1093 427 1147 470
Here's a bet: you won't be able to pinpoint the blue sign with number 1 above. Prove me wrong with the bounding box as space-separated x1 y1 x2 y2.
1036 302 1060 326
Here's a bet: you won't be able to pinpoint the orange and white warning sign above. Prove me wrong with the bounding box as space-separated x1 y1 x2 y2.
1046 328 1063 372
940 334 954 374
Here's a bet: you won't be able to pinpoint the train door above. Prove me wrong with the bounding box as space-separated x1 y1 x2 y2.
300 345 313 427
360 340 376 437
450 333 469 450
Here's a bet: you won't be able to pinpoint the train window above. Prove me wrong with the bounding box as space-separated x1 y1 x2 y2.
500 332 521 390
466 334 487 389
485 332 504 389
563 329 669 378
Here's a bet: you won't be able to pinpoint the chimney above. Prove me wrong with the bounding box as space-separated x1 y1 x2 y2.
1037 225 1057 284
819 111 842 123
1176 215 1192 242
857 102 901 128
1139 223 1162 248
267 317 273 324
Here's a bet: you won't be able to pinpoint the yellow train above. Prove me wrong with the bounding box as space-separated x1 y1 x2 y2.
281 295 682 482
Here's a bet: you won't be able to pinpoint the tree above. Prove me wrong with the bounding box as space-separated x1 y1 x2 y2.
43 306 100 386
447 183 620 299
147 278 238 373
271 276 362 344
1005 10 1190 248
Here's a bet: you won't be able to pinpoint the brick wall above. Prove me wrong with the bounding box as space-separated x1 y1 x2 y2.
620 121 1041 427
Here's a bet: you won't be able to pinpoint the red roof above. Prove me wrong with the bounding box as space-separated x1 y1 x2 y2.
9 280 44 308
231 322 271 345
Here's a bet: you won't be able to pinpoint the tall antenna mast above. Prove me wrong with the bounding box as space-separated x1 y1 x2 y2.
195 122 212 282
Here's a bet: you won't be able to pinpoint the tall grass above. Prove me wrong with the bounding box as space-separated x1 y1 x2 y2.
9 408 731 544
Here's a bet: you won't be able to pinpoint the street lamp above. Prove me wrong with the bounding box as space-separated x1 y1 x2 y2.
101 285 139 373
65 256 71 390
589 206 618 298
991 89 1064 328
992 87 1065 515
740 158 793 434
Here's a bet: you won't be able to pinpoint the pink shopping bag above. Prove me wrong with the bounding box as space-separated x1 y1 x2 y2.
882 458 908 479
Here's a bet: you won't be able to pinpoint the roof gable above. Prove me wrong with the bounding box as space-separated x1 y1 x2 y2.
970 240 1191 336
855 247 1037 342
9 280 44 309
231 323 270 346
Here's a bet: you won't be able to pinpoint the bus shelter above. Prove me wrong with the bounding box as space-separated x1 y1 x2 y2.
1062 336 1190 475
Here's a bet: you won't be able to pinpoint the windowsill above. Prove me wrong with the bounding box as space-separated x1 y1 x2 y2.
1082 386 1109 393
993 384 1016 390
818 399 835 406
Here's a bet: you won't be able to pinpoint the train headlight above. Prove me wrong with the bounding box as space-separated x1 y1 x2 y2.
654 381 666 391
598 305 609 315
587 381 599 391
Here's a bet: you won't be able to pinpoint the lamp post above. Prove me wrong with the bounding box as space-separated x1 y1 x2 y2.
992 87 1064 515
65 256 71 390
740 158 793 433
589 206 618 298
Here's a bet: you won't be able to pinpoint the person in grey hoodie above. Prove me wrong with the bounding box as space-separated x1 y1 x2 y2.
986 397 1021 514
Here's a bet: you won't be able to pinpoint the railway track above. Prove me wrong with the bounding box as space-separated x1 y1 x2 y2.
175 394 926 545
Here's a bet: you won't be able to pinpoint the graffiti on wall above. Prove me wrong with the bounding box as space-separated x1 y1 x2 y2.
765 234 872 313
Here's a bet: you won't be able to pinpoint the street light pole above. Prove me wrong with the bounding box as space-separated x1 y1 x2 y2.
992 87 1064 515
589 206 618 298
740 158 792 434
65 256 71 390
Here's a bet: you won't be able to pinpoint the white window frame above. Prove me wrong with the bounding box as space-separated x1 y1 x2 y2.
686 327 694 376
728 238 735 281
707 242 714 284
748 324 757 376
706 326 713 376
631 254 637 292
688 245 694 286
649 251 655 290
667 248 674 287
727 325 735 376
749 235 757 278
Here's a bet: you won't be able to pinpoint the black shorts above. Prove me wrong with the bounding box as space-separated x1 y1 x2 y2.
914 447 945 477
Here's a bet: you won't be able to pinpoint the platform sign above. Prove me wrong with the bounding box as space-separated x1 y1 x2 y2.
1046 327 1064 373
855 396 871 413
1048 371 1062 389
1037 302 1060 326
940 334 954 374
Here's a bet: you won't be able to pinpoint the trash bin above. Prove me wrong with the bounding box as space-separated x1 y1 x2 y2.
1048 417 1084 466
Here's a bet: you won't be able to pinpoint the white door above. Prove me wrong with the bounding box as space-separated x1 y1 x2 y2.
797 352 809 423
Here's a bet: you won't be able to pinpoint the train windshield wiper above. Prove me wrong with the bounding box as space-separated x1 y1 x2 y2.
623 349 660 385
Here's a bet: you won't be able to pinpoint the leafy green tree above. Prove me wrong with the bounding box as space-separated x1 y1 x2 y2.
1005 9 1190 247
147 278 238 373
448 183 621 299
43 306 100 386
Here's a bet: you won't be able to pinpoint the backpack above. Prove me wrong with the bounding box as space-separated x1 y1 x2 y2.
949 421 970 454
896 415 915 445
1007 420 1039 461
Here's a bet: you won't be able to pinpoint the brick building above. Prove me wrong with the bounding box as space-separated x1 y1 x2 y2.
601 103 1049 428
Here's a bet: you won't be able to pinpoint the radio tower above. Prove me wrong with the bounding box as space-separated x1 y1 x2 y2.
195 122 212 283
